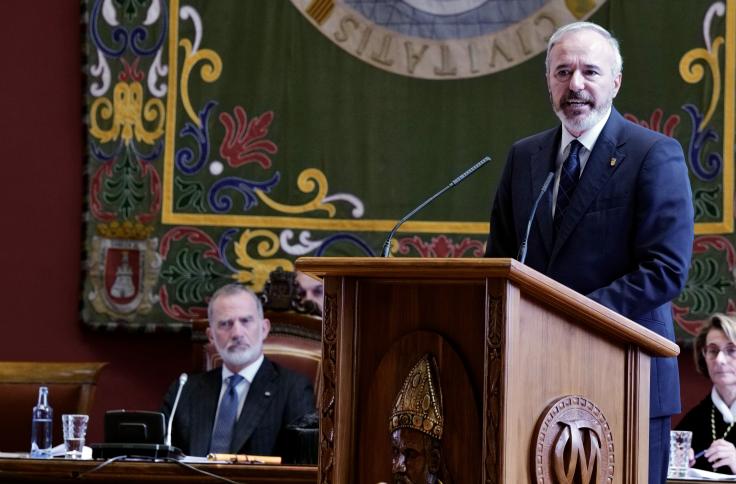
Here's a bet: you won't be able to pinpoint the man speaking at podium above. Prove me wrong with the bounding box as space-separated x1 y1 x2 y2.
485 22 694 484
161 284 315 457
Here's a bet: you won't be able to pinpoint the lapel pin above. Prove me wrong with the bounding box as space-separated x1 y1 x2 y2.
264 391 271 397
610 158 617 167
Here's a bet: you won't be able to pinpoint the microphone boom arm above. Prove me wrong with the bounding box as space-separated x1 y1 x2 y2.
517 171 554 264
380 156 491 257
165 373 188 447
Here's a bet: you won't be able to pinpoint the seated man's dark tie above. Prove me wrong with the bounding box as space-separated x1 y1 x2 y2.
554 139 583 233
210 374 245 453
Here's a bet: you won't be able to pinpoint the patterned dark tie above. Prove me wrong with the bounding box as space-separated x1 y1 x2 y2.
209 374 245 453
554 140 583 233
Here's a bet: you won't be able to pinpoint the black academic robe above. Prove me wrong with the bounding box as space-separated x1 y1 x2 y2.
676 394 736 473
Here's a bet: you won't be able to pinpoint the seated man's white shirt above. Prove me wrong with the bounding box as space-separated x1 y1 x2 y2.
214 354 264 425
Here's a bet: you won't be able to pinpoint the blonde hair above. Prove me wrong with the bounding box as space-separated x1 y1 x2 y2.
694 313 736 376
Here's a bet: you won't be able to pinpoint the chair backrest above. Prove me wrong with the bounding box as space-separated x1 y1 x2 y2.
0 361 107 452
203 325 321 382
193 318 322 391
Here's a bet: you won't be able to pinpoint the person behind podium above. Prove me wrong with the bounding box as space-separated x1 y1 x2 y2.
485 21 694 484
676 313 736 473
161 283 315 457
295 270 324 315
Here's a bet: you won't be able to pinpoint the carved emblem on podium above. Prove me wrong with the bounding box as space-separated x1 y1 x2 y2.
533 395 614 484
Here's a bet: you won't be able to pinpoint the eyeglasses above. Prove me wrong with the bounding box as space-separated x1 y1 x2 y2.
702 344 736 360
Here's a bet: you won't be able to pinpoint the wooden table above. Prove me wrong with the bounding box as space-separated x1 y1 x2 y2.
668 478 736 483
5 457 736 483
0 457 318 483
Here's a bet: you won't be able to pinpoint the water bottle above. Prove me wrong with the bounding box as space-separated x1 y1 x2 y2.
30 386 53 458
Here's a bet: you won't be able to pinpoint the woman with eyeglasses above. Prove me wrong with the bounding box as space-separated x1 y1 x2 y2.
676 313 736 473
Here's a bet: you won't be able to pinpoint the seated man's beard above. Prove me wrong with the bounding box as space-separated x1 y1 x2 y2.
216 337 261 367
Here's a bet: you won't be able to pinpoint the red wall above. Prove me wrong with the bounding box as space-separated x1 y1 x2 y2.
0 0 709 446
0 0 192 444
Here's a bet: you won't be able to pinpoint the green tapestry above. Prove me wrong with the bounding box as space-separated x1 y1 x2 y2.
82 0 734 342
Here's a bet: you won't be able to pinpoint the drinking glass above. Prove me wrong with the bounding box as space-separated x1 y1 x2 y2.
667 430 692 478
61 414 89 459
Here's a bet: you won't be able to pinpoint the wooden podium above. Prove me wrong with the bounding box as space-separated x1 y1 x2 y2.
296 257 679 484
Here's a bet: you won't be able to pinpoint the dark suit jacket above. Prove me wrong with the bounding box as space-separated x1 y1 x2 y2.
161 357 315 456
486 108 694 417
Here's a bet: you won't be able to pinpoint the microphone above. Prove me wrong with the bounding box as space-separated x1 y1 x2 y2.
380 156 491 257
165 373 188 447
517 172 554 264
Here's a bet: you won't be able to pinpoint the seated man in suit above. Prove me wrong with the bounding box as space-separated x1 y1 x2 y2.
161 283 315 457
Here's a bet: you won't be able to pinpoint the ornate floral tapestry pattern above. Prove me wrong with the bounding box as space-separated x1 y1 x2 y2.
82 0 734 342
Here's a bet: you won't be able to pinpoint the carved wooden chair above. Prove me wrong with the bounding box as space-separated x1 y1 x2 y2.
191 269 322 398
0 361 108 452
